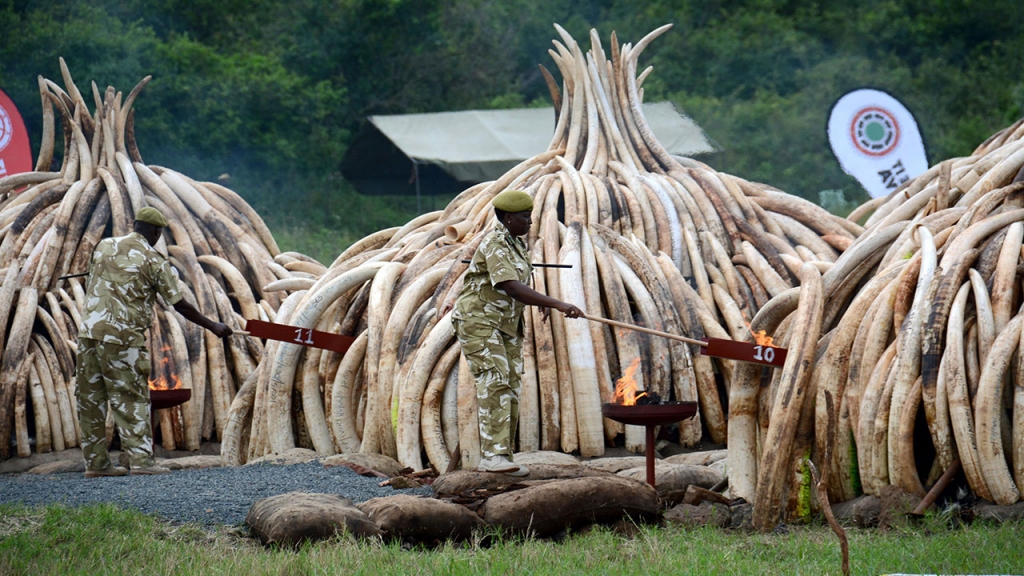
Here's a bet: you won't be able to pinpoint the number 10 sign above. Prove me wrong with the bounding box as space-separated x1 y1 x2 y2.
700 337 788 368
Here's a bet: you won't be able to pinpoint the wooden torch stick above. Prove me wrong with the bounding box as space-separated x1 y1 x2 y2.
58 271 89 280
460 259 572 268
581 313 706 347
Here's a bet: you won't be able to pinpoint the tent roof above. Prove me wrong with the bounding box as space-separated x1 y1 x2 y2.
340 102 718 196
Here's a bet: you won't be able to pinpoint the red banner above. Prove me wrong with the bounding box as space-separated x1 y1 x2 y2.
244 319 355 355
701 337 788 368
0 88 33 180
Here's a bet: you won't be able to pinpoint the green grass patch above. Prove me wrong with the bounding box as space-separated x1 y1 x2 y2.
1 503 1022 575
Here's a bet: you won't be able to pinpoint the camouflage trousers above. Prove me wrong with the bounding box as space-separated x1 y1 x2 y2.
453 319 523 459
75 338 155 471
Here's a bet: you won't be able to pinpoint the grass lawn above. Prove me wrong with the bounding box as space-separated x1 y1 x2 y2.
1 503 1021 575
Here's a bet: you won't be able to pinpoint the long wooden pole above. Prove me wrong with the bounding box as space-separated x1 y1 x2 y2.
581 313 706 347
460 259 572 268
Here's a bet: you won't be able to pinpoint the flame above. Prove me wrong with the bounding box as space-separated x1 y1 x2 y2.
148 373 181 391
746 323 775 347
148 344 180 390
613 357 646 406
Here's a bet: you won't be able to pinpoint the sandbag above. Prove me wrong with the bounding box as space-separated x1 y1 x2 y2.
357 494 484 543
245 448 319 466
323 452 405 476
617 462 724 504
664 449 728 467
581 456 649 473
432 464 613 496
245 492 381 547
512 450 581 466
479 475 660 538
163 455 223 470
664 502 732 528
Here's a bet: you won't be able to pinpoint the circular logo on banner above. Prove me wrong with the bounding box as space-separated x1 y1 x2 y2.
850 107 900 157
0 103 13 152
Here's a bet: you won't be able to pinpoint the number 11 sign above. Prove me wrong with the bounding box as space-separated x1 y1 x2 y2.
244 319 355 355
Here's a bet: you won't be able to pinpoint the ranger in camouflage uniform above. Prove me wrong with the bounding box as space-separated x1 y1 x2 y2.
452 190 583 476
76 207 231 478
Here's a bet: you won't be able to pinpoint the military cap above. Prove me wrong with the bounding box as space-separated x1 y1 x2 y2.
135 206 169 227
492 189 533 212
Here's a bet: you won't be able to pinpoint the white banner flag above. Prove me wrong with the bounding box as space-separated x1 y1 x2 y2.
827 88 928 199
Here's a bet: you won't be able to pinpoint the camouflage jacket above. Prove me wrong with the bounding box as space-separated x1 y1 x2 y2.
453 224 532 336
78 232 183 347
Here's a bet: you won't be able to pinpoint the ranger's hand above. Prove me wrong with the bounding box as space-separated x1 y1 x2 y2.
211 322 232 339
559 303 583 319
540 306 551 322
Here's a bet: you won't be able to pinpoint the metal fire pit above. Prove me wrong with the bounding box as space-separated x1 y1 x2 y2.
150 388 191 411
149 388 191 436
602 402 697 487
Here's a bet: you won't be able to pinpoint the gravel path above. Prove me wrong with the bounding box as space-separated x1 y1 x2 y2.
0 461 434 527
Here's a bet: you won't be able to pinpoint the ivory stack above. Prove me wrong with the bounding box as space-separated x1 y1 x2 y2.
744 117 1024 530
224 24 861 478
0 59 310 459
6 25 1023 533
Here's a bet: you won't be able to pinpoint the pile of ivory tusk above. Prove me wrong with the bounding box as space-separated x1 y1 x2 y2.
0 59 306 460
224 24 861 475
11 26 1021 533
740 116 1024 531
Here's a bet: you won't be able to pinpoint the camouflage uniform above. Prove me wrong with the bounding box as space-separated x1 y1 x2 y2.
452 225 532 459
76 232 183 472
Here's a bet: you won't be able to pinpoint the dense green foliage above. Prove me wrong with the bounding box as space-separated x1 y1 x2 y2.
2 1 1022 258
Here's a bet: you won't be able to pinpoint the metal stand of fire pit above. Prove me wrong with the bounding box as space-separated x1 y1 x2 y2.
602 402 697 487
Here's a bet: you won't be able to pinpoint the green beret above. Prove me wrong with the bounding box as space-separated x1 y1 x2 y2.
135 206 169 227
492 189 533 212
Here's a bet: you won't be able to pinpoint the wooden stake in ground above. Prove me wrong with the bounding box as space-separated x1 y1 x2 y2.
807 391 849 576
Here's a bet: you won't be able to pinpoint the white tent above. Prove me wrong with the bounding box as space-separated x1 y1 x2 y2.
341 102 718 197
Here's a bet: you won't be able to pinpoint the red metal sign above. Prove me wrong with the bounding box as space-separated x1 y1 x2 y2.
701 337 788 368
0 88 33 180
245 319 355 355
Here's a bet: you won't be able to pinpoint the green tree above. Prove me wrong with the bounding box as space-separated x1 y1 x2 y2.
1 0 1022 251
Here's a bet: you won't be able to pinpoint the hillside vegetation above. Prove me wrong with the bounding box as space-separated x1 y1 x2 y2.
1 0 1021 260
